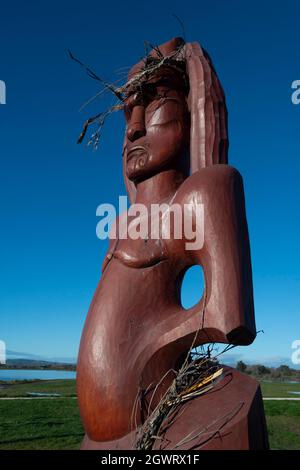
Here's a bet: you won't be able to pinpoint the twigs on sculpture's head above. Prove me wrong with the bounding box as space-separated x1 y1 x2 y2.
121 45 186 97
171 14 186 42
68 50 123 100
77 104 123 149
69 42 186 150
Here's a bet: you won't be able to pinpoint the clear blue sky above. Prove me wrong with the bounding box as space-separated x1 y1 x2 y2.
1 0 300 366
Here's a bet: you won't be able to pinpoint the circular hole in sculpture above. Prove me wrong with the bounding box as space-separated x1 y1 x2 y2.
180 265 205 309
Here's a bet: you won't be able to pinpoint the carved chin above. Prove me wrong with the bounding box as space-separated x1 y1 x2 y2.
126 153 150 180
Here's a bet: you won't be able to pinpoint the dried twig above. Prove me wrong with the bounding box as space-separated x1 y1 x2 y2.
134 350 222 450
68 49 123 100
69 42 186 149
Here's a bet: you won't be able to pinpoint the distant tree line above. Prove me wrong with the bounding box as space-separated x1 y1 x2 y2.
235 361 300 381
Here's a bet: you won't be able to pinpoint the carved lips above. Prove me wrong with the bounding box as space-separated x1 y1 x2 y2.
126 145 148 162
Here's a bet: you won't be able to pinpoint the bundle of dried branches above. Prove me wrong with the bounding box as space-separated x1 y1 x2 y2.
134 342 232 450
69 42 186 149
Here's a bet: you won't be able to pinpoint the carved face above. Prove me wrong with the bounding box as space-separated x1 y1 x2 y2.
124 70 190 182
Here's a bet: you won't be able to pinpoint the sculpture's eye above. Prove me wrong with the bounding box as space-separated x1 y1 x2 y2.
145 99 182 126
142 83 157 102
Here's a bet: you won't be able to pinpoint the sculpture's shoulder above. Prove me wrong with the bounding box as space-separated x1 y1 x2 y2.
173 170 206 207
175 165 244 205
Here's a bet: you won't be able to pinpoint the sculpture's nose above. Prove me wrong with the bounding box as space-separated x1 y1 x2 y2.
126 105 146 142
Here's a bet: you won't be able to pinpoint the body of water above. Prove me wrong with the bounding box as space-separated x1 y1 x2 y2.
0 369 76 381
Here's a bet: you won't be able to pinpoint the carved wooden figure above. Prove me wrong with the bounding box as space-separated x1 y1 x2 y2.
77 38 269 450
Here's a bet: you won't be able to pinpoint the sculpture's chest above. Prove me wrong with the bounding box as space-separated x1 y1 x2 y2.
113 236 167 268
107 206 184 269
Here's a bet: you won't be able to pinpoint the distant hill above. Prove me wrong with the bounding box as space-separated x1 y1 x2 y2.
0 358 76 371
6 350 77 364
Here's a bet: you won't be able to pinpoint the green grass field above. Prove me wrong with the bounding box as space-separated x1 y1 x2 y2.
0 379 300 449
264 401 300 450
0 379 76 398
260 380 300 398
0 398 84 450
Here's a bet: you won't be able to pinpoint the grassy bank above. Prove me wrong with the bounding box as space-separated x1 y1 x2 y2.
264 401 300 449
260 380 300 398
0 379 76 397
0 398 84 450
0 379 300 449
1 378 300 398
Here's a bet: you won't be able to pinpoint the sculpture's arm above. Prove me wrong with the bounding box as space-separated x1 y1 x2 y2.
179 164 256 345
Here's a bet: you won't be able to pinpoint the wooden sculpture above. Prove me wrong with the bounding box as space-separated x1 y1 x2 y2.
76 37 269 450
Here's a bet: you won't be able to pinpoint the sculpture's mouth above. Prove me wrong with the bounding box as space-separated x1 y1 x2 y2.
127 146 148 162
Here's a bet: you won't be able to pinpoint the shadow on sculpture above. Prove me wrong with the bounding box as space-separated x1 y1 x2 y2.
75 37 269 450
